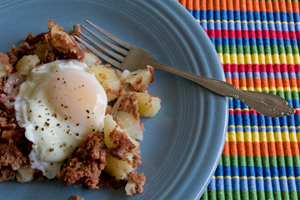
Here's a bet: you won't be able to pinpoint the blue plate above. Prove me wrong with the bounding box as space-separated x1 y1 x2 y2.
0 0 228 199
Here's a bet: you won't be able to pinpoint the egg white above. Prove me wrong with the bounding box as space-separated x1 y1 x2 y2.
14 60 107 178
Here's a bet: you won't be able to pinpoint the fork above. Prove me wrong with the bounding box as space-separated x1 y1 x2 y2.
75 19 295 118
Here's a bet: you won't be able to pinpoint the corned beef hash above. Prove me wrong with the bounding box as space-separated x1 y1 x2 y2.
0 20 161 196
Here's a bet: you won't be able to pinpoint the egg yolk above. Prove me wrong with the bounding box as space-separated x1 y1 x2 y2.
45 68 107 135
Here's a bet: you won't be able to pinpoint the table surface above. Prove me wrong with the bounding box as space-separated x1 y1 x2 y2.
178 0 300 199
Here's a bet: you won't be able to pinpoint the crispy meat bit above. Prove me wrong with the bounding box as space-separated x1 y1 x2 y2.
7 20 85 66
70 24 82 38
97 170 127 189
1 167 14 181
47 20 84 61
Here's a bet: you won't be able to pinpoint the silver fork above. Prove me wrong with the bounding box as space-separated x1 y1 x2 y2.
75 19 295 117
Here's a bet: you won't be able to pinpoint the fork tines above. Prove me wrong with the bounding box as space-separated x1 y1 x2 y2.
75 19 131 68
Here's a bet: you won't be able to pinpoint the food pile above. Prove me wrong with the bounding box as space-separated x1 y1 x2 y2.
0 20 161 196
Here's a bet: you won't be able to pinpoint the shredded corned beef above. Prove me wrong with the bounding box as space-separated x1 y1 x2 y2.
0 104 31 181
0 20 151 196
109 127 136 161
7 43 35 66
118 92 140 120
0 20 86 182
57 132 106 189
132 154 142 169
129 171 146 195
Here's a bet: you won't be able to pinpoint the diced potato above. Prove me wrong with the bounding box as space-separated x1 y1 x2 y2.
119 69 131 83
116 111 144 140
125 69 152 85
125 178 137 196
89 65 122 101
105 153 133 180
123 68 153 92
82 51 101 67
16 164 35 183
16 55 40 76
47 20 84 61
136 92 161 117
76 42 87 50
34 43 54 63
104 114 121 149
70 24 82 38
104 115 140 152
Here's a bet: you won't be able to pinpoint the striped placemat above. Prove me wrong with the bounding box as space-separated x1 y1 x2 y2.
179 0 300 199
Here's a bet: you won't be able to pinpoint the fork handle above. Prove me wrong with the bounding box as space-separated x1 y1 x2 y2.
150 59 295 117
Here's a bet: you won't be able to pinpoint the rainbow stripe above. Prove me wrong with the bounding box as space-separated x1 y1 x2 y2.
179 0 300 199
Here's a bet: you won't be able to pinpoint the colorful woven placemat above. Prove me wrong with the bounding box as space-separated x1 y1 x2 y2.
179 0 300 199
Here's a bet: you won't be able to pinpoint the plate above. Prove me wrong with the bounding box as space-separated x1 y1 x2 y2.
0 0 228 199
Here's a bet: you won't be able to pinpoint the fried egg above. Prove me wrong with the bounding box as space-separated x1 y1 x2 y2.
14 60 107 178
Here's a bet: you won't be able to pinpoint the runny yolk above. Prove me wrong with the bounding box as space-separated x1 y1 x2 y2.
44 68 107 134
